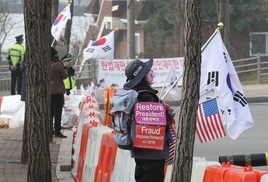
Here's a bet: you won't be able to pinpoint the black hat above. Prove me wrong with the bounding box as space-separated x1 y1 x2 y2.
51 47 58 57
15 35 23 41
123 59 153 90
61 53 72 61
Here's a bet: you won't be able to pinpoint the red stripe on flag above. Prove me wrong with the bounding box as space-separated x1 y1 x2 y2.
196 100 226 143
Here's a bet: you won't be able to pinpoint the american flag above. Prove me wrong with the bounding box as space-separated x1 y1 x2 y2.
196 98 226 143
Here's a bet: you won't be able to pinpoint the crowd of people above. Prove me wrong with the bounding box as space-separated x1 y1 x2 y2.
7 35 76 138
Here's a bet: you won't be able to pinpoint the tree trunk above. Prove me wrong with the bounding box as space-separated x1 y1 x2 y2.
51 0 59 46
64 1 74 53
24 1 52 181
21 112 28 163
171 0 201 181
175 0 185 57
0 44 2 65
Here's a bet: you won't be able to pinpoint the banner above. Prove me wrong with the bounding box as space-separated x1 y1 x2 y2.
97 57 184 88
133 125 166 150
134 102 167 126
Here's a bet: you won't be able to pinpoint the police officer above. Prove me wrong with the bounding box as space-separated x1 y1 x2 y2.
61 54 76 95
8 34 25 95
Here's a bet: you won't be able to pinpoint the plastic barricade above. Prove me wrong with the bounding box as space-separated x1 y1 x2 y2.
72 117 101 177
110 148 136 182
82 126 113 182
106 87 116 128
164 157 221 182
74 121 99 182
191 157 221 182
73 108 101 153
261 174 268 182
0 97 2 109
103 87 109 127
203 162 244 182
164 165 172 182
75 102 100 137
224 166 268 182
94 132 118 182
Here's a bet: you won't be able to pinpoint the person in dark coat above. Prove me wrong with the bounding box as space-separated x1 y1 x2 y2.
50 47 68 138
123 59 173 182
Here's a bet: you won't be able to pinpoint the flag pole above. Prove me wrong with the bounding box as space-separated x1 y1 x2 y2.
159 60 174 98
51 39 56 47
201 22 224 52
64 52 83 66
161 74 182 101
170 23 224 113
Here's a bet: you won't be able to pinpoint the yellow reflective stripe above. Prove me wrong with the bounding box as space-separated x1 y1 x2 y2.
9 55 21 58
9 48 21 52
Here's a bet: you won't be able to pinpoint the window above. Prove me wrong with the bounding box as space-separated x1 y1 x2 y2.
135 33 140 55
250 32 268 56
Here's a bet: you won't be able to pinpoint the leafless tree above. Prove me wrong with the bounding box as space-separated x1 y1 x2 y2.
0 1 23 64
171 0 202 181
64 0 74 52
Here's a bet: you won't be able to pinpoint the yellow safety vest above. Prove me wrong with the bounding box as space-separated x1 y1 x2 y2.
63 75 76 90
8 43 25 66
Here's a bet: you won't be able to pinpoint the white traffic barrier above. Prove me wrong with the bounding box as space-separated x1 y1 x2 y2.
261 174 268 182
71 107 101 177
82 126 113 182
71 116 101 177
164 165 173 182
191 157 220 182
111 148 136 182
164 157 221 182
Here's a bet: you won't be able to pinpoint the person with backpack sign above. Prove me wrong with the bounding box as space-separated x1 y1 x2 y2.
110 59 174 182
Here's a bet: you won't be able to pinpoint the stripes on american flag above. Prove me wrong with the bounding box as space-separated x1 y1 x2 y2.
196 98 226 143
165 119 176 166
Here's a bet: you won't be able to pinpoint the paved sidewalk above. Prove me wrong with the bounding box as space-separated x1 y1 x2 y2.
0 84 267 181
0 128 62 182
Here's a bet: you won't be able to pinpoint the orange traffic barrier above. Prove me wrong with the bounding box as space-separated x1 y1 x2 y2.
75 97 99 138
203 162 243 182
74 121 98 182
94 132 118 182
224 166 268 182
0 97 2 110
103 87 109 127
106 88 116 128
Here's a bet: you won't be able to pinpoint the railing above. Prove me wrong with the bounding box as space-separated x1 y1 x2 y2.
0 62 98 92
0 56 267 92
233 54 268 84
0 65 11 91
